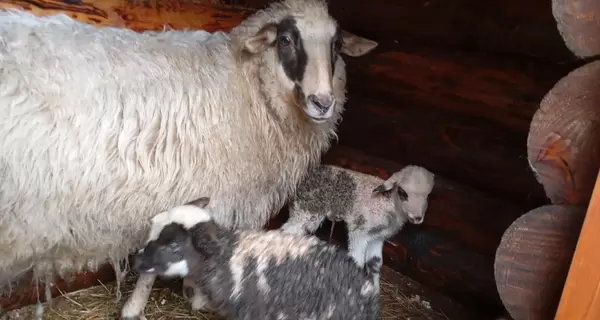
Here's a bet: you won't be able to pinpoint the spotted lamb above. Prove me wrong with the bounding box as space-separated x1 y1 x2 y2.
280 164 435 285
134 197 382 320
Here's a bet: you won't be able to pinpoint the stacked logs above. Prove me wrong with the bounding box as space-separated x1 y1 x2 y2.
495 2 600 319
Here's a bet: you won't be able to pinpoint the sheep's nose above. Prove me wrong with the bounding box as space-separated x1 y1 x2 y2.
410 216 424 224
308 93 335 113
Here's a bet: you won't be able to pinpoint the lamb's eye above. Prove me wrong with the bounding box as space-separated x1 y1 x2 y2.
279 35 292 47
397 188 408 201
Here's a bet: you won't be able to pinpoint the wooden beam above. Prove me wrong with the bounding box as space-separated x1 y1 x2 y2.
554 171 600 320
528 60 600 206
236 0 575 63
343 43 571 132
0 0 253 32
336 94 547 207
494 204 586 320
552 0 600 59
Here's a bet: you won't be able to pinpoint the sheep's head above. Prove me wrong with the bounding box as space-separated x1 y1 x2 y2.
373 166 435 225
233 0 378 123
134 197 213 278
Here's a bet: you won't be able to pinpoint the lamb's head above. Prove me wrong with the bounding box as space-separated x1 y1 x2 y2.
134 197 213 278
231 0 378 124
373 165 435 225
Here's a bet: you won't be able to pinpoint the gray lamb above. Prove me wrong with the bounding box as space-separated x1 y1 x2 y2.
134 198 382 320
280 164 435 285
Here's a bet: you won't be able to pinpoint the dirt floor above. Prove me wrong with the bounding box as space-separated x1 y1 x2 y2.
1 266 483 320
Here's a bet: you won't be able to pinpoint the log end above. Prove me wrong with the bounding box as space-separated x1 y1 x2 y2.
494 204 586 320
527 60 600 205
552 0 600 58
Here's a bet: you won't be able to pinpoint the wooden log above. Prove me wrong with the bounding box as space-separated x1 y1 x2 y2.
336 94 547 207
494 204 586 320
0 0 252 32
343 43 571 133
527 60 600 205
552 0 600 59
236 0 575 63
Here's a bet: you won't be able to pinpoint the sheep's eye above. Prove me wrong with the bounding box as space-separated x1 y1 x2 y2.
278 35 292 47
397 188 408 201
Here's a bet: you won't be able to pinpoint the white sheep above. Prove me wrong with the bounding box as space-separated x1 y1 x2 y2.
0 0 378 317
280 164 435 285
134 197 382 320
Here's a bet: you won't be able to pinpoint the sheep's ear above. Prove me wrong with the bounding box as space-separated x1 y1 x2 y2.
244 24 277 54
187 197 210 209
340 29 378 57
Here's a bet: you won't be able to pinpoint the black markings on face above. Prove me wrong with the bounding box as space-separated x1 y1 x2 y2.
397 187 408 201
276 17 307 83
331 27 342 74
137 223 188 272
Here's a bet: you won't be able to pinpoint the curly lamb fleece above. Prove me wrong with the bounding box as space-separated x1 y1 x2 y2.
0 0 378 298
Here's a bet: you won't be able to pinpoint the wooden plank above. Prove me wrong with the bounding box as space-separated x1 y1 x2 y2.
236 0 575 63
0 0 253 32
335 94 547 207
554 171 600 320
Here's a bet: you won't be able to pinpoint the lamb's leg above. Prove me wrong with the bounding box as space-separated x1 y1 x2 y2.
347 230 370 268
182 276 216 312
364 240 384 291
280 206 325 236
121 273 156 320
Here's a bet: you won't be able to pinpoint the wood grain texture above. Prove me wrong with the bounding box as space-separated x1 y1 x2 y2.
0 0 253 32
552 0 600 58
528 60 600 205
336 94 547 207
554 172 600 320
494 204 586 320
237 0 574 63
343 43 570 132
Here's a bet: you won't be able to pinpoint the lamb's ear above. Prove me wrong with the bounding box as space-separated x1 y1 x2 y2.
340 29 378 57
187 197 210 209
190 221 221 257
244 24 277 54
372 180 395 194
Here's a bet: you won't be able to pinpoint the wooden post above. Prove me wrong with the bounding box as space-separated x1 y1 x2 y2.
554 170 600 319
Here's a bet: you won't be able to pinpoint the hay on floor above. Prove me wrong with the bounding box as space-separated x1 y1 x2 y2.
2 272 449 320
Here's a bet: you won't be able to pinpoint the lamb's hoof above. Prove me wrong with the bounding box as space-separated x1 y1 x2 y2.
122 316 147 320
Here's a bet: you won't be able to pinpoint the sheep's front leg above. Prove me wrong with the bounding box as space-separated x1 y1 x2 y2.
121 273 156 320
364 239 384 291
347 230 370 268
280 207 325 236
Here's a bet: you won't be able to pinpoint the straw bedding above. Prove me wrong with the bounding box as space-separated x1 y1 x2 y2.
2 269 449 320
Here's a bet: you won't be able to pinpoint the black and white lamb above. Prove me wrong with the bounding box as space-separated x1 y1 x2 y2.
133 197 382 320
280 164 435 284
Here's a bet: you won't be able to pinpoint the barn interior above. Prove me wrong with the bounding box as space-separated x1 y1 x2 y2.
0 0 598 320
